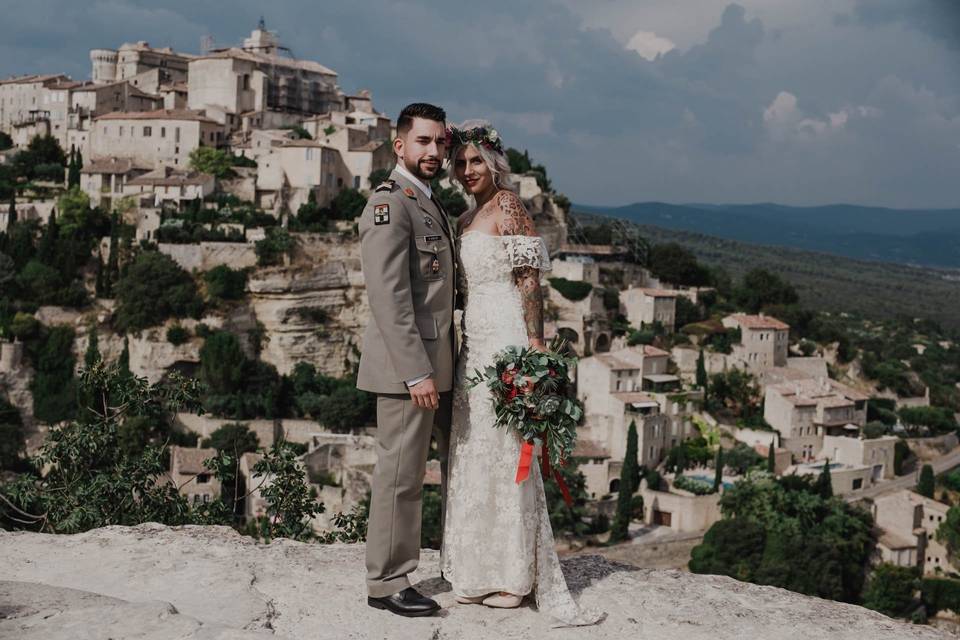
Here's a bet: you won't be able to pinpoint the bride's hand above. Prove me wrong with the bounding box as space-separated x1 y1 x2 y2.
528 338 547 352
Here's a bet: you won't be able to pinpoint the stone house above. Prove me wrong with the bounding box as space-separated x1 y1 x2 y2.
169 445 221 506
764 376 869 460
124 167 215 210
873 490 952 575
722 313 790 374
79 157 151 208
622 287 678 333
89 109 225 169
639 476 723 532
238 451 268 522
0 74 71 142
255 139 352 213
187 24 340 133
90 41 192 88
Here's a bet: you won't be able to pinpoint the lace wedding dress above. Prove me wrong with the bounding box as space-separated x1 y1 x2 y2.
440 230 599 626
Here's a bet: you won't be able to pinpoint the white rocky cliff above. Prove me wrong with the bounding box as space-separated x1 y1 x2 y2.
0 524 949 640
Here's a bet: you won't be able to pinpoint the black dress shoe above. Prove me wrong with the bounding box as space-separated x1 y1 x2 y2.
367 587 440 617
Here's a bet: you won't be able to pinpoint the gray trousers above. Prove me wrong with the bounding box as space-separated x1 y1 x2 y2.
365 391 451 598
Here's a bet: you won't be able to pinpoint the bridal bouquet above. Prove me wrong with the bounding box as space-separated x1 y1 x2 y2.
466 336 583 504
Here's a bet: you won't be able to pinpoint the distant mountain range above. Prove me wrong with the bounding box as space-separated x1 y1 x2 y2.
571 202 960 269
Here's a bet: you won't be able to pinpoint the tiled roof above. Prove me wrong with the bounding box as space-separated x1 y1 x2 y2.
727 313 790 330
573 440 610 459
127 167 212 186
611 392 658 405
199 48 338 76
171 446 217 475
636 288 680 297
596 353 641 371
81 157 150 174
96 109 219 124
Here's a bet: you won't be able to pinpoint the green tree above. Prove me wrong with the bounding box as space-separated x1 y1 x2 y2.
244 440 324 542
330 188 367 220
696 349 707 390
7 196 15 225
0 362 213 533
816 459 834 499
767 443 776 473
67 147 81 188
733 268 799 313
83 324 101 370
918 464 935 499
255 227 294 267
117 336 132 380
936 505 960 559
29 326 77 424
368 169 391 188
0 396 25 471
204 265 248 301
862 564 919 618
648 243 711 287
0 131 12 151
114 251 203 331
202 422 260 455
689 517 765 581
610 420 639 542
713 447 724 492
199 331 246 397
188 147 235 179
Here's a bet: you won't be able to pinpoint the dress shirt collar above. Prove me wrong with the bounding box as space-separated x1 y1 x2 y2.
394 163 432 199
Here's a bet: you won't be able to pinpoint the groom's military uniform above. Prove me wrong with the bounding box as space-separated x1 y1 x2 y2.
357 167 457 598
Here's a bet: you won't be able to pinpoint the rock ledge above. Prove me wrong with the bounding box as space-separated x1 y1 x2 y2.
0 524 948 640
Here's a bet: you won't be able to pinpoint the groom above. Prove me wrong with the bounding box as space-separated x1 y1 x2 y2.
356 103 456 617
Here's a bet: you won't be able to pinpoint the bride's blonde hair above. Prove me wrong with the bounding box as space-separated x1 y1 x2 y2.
447 119 518 195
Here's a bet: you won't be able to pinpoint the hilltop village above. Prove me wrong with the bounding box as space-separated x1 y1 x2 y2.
2 21 960 629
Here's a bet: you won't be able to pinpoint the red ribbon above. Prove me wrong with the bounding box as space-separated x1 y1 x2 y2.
514 436 573 507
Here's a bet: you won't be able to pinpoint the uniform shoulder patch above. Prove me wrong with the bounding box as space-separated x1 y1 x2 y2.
374 179 395 193
373 203 390 225
403 187 417 198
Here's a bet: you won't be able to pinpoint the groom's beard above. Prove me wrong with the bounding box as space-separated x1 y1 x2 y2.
409 157 441 182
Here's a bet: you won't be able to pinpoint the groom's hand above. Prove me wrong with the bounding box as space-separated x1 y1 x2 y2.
409 377 440 410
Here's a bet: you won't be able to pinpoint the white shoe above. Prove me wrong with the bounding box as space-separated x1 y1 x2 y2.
455 593 490 605
482 592 523 608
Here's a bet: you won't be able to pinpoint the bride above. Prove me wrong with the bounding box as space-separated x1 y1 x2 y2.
440 120 598 626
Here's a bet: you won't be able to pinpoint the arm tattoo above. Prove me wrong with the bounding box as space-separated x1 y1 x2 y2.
495 192 543 339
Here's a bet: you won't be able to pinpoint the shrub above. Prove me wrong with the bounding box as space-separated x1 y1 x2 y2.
548 277 593 302
28 325 77 424
255 227 294 266
114 252 203 331
166 325 190 346
188 147 236 179
674 475 715 495
0 396 26 471
863 564 920 618
204 265 247 301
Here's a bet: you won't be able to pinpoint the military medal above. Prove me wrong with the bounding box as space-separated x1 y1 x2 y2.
373 204 390 225
403 187 417 198
423 216 433 228
431 257 441 273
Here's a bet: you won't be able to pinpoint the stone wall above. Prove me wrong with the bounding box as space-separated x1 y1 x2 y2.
158 242 258 273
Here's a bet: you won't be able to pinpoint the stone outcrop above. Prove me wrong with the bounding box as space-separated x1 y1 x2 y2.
247 236 368 378
0 524 949 640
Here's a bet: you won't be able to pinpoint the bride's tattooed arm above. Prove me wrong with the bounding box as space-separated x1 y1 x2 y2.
495 191 544 342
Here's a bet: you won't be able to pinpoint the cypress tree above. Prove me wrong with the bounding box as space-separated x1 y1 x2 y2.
67 147 81 188
713 447 724 492
816 458 833 499
767 443 776 473
696 349 707 389
106 213 120 296
95 249 106 298
36 208 59 266
83 323 101 369
610 421 640 543
7 195 15 225
117 336 131 380
918 464 935 499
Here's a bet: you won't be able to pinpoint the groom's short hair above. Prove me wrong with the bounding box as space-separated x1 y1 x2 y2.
397 103 446 135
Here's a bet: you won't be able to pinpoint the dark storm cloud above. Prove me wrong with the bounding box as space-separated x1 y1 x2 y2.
0 1 957 207
840 0 960 49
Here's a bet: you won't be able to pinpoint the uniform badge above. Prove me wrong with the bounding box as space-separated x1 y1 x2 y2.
374 204 390 225
403 187 417 198
423 216 433 228
431 257 441 273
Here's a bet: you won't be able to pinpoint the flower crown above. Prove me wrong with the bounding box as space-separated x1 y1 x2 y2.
445 125 504 155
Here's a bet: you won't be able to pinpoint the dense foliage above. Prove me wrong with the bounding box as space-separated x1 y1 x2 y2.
114 251 204 331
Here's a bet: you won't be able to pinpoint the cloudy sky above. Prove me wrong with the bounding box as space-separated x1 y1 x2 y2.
1 0 958 208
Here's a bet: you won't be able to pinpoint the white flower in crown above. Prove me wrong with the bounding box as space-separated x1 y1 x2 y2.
488 129 500 143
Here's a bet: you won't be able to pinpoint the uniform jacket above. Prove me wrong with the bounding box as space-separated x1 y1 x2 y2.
356 168 457 394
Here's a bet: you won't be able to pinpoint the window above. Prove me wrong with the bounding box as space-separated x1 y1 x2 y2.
175 127 180 143
354 176 361 189
160 127 166 138
143 126 152 137
852 478 863 490
196 473 209 484
119 126 124 137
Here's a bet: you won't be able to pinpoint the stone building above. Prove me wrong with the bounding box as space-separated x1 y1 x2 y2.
90 41 192 87
0 74 70 144
256 139 352 212
79 157 151 208
576 346 698 497
169 445 221 506
622 287 678 333
125 167 215 210
89 109 225 169
187 23 340 132
722 313 790 374
873 490 953 575
764 376 869 460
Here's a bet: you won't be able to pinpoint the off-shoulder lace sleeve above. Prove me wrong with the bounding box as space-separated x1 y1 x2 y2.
502 235 552 272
